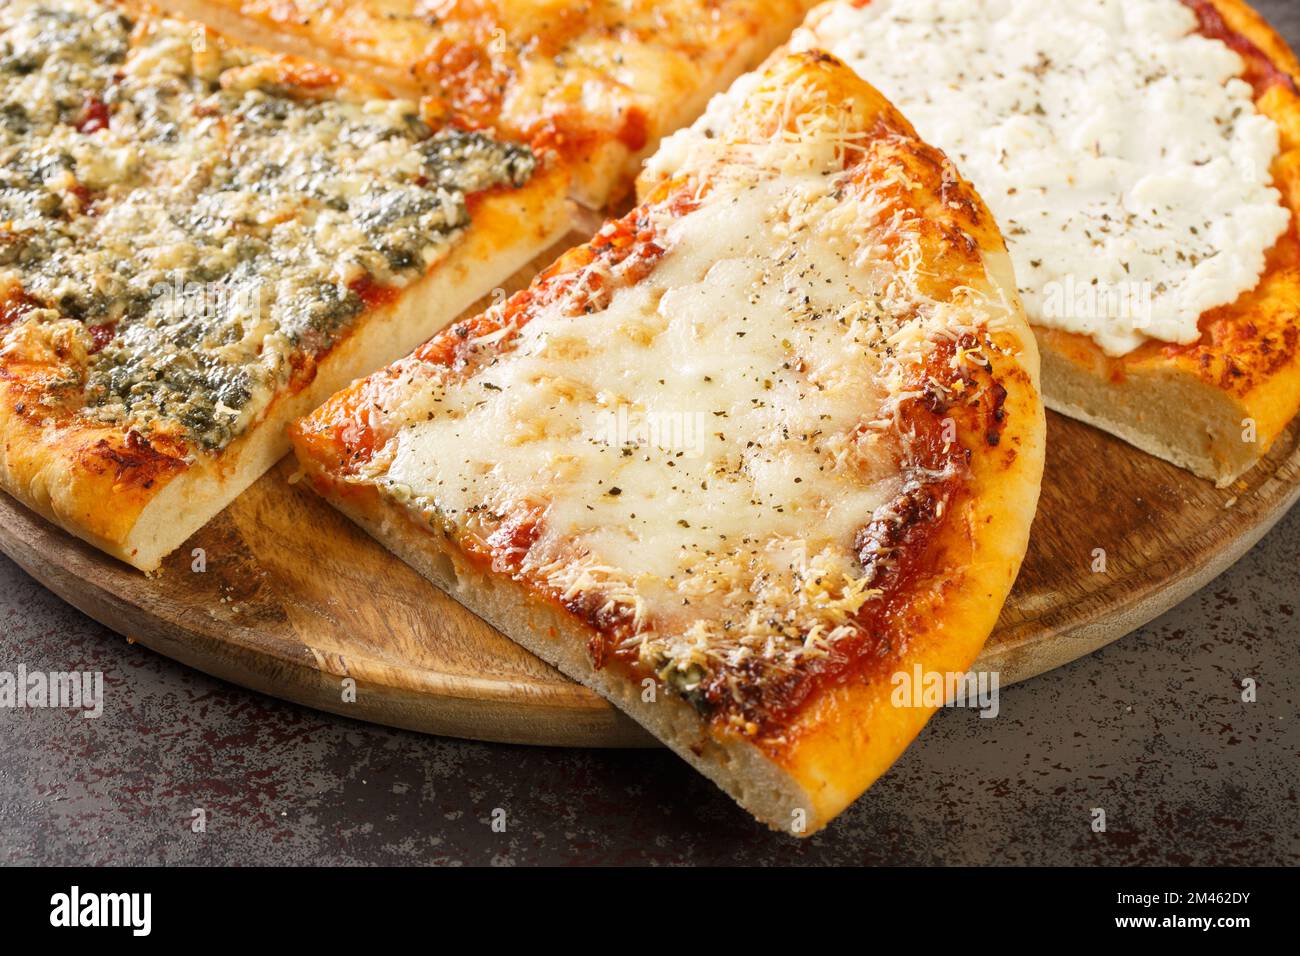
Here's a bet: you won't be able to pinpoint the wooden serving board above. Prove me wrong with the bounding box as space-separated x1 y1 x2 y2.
2 239 1299 747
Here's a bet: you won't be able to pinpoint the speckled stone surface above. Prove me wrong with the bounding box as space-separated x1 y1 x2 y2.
2 498 1297 866
4 1 1300 868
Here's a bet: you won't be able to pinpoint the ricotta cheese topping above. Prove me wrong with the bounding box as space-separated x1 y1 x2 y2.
651 0 1292 355
0 0 535 449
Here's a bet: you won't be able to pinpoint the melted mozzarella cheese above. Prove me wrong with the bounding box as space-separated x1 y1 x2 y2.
380 174 908 626
653 0 1291 355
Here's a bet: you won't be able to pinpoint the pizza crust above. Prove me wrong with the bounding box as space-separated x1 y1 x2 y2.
296 474 822 827
0 172 571 571
292 52 1045 833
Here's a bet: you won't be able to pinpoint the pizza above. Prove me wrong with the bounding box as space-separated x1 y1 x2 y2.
646 0 1300 486
290 52 1046 833
0 0 570 571
154 0 822 208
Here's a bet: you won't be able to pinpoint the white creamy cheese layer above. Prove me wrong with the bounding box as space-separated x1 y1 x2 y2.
651 0 1291 355
380 173 909 622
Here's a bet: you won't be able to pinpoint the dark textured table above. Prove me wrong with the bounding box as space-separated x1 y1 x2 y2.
4 0 1300 867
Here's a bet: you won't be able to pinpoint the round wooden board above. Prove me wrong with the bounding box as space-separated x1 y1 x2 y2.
3 230 1298 747
4 416 1298 748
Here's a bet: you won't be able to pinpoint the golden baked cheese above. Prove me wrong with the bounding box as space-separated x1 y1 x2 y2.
291 52 1046 833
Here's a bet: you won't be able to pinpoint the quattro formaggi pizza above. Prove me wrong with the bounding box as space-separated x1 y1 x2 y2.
648 0 1300 485
291 52 1046 833
4 0 1296 833
0 0 569 571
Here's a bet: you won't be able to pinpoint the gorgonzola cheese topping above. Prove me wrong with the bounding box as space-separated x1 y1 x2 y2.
0 0 535 449
652 0 1291 355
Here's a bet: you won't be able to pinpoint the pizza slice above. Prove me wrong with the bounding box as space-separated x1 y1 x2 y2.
154 0 822 208
646 0 1300 486
0 0 570 572
291 52 1046 834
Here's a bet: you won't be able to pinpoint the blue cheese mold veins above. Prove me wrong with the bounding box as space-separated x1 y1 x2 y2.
0 0 536 451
